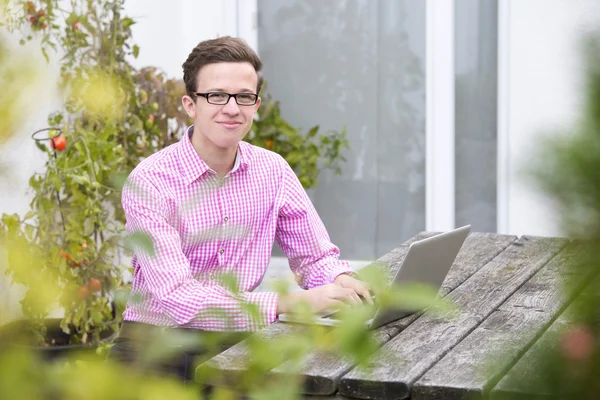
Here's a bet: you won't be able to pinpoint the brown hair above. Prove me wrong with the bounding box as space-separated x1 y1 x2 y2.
182 36 263 98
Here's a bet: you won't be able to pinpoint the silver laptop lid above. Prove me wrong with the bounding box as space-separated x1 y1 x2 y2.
370 225 471 329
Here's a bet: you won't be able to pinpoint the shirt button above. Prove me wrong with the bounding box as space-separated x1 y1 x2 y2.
224 216 229 222
210 274 215 280
219 248 224 255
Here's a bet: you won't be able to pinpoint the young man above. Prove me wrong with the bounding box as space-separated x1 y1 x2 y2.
108 37 371 380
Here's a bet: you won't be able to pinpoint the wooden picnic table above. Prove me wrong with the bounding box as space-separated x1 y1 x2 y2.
199 232 595 399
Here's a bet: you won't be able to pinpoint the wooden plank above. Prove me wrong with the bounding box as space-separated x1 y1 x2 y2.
338 236 568 400
272 232 517 395
197 232 437 387
412 243 594 400
195 321 306 387
491 274 600 400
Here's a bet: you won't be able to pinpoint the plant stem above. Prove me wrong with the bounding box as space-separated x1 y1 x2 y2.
52 151 67 238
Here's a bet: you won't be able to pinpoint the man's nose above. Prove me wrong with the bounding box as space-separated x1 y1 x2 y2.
222 96 240 115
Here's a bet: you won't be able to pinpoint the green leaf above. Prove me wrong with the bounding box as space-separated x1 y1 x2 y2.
125 232 155 257
41 47 49 63
121 17 136 29
23 210 35 220
66 13 78 26
132 45 139 58
306 125 319 139
285 151 300 165
385 282 457 316
28 175 41 191
299 176 311 188
24 225 35 240
71 174 90 186
49 174 62 191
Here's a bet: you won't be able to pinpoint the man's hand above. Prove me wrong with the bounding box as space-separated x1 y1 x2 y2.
277 283 365 315
334 273 374 305
277 274 374 315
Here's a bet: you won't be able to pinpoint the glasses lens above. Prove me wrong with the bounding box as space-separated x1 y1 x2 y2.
207 93 229 104
236 94 257 105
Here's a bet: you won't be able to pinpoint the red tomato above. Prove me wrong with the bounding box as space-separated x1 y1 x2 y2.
77 286 90 299
88 278 102 292
59 249 71 261
50 136 66 151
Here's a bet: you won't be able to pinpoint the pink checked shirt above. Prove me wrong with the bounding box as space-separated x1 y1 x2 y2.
121 126 353 331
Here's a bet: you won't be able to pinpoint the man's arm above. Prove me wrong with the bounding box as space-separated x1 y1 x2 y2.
274 162 372 314
123 172 278 331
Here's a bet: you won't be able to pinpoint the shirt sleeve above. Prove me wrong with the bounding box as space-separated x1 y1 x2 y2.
275 162 354 289
122 171 279 331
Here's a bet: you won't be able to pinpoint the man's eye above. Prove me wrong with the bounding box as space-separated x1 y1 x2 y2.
209 93 228 101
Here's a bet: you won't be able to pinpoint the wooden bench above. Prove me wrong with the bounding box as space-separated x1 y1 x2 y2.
198 232 596 399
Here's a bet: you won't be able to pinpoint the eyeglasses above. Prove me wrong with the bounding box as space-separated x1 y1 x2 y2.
195 92 259 106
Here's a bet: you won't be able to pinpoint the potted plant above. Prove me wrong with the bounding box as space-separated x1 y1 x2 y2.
247 88 349 189
0 0 158 357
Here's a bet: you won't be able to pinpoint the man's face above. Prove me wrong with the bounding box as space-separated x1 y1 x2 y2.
183 62 261 150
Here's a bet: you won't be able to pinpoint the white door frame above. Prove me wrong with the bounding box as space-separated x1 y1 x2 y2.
425 0 456 231
496 0 510 234
225 0 259 52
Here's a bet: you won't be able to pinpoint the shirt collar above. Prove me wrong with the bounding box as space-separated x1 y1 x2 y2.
179 125 252 185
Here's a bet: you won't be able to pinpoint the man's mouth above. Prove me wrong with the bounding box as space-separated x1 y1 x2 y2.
217 121 242 129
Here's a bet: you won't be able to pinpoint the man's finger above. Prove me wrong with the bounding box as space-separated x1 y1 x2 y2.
360 287 374 305
342 289 361 305
338 288 361 305
349 291 363 305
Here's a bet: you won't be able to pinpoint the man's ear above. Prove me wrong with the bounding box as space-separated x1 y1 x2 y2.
254 96 261 112
182 95 196 118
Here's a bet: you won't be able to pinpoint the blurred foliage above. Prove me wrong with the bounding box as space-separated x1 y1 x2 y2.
0 36 41 146
494 34 600 398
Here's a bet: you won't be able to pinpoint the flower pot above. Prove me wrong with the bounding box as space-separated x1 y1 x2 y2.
0 318 117 361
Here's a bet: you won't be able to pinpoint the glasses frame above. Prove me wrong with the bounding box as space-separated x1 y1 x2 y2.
195 92 259 106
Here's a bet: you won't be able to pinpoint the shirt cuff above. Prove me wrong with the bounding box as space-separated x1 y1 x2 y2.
245 291 279 328
333 271 358 283
327 262 356 285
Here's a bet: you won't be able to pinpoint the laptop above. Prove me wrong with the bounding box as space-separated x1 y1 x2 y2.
278 225 471 329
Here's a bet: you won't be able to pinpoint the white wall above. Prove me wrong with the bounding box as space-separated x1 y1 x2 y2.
124 0 258 79
499 0 600 237
0 34 62 322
